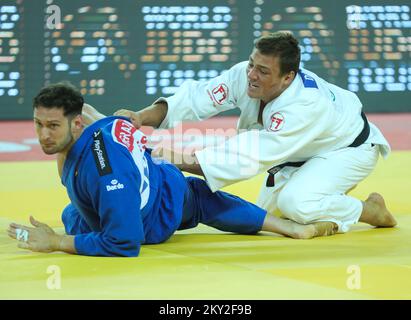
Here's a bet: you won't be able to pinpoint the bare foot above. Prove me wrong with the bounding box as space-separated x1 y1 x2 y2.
284 220 337 239
262 215 338 239
360 193 397 227
288 221 316 239
312 221 339 237
289 221 338 239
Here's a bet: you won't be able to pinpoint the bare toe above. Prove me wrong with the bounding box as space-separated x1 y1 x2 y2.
313 221 338 237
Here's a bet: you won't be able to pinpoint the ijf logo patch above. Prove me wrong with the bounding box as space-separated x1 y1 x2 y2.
209 83 229 105
268 112 285 132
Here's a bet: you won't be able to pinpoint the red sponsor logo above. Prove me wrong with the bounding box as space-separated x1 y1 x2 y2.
210 83 229 105
269 112 285 132
139 135 148 152
114 120 136 152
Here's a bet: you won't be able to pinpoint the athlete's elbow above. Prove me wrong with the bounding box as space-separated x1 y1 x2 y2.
114 239 142 257
103 235 142 257
124 240 141 257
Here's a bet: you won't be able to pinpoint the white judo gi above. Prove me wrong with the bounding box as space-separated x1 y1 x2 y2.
156 61 390 232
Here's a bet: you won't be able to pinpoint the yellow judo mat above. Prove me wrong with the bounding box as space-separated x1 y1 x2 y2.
0 152 410 300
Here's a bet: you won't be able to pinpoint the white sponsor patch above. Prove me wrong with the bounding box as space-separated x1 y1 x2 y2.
268 112 285 132
209 83 229 105
106 179 125 192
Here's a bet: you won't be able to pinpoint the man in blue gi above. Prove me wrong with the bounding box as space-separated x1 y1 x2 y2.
7 83 336 257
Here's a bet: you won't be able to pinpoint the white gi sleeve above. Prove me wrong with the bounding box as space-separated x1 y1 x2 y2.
195 101 331 192
156 61 248 128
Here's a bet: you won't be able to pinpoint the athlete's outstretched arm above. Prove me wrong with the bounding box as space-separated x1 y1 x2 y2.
7 216 77 254
152 146 205 177
114 101 168 129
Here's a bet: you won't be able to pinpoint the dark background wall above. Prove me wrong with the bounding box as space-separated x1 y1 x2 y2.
1 0 410 119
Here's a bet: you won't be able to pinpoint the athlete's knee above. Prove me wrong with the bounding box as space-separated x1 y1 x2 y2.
187 175 208 184
185 176 212 195
277 188 314 224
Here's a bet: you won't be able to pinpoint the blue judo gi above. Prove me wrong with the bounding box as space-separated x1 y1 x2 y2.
61 116 266 256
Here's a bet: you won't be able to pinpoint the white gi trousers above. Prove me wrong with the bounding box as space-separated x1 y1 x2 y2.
256 143 379 232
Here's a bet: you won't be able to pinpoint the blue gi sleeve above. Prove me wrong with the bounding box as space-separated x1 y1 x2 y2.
73 153 145 257
61 203 92 235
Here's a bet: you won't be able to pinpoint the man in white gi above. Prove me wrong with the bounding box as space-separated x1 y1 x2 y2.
115 31 396 235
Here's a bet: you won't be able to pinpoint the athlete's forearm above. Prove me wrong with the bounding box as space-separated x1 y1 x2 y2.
53 234 77 254
139 101 168 128
176 154 205 177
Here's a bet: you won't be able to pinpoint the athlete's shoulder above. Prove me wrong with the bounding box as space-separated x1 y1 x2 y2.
84 117 140 177
297 69 322 89
227 61 248 76
293 69 331 105
233 60 249 70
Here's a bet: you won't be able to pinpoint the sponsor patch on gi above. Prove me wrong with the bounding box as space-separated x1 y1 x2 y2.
92 129 113 176
106 179 125 192
209 83 229 105
268 112 285 132
113 119 147 153
113 119 136 152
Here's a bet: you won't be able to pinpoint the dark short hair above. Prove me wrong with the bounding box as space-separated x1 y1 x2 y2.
254 31 301 76
33 82 84 117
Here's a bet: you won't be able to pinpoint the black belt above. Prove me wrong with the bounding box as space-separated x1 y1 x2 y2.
266 111 370 187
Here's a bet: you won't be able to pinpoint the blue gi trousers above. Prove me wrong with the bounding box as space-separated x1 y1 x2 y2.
178 177 266 234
